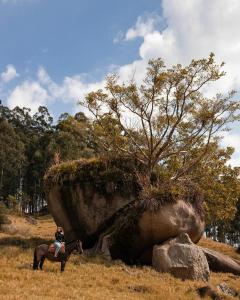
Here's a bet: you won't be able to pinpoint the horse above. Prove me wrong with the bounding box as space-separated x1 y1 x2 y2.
33 239 83 272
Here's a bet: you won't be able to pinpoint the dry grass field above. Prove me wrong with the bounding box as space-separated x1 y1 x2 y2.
0 214 239 300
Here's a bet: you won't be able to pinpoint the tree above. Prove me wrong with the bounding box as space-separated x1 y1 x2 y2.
188 144 240 242
32 106 53 133
50 112 96 161
22 107 54 213
0 120 25 201
0 104 55 212
80 54 240 185
229 199 240 245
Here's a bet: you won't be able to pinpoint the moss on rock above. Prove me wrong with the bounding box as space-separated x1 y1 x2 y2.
44 156 144 199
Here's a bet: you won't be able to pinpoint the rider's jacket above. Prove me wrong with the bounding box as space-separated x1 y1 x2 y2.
55 231 65 243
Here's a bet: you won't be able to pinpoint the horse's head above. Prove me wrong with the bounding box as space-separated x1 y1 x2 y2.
76 240 83 254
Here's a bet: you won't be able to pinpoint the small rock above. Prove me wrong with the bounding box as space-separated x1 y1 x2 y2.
217 282 239 297
201 247 240 275
152 233 210 281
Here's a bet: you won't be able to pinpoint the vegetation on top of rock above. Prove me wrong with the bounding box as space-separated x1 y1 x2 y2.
44 156 144 198
44 155 206 213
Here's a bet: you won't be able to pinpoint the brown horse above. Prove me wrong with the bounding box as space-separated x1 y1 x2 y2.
33 240 83 272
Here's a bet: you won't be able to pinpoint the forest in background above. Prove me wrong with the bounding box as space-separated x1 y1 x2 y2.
0 104 98 213
0 103 239 246
0 55 240 247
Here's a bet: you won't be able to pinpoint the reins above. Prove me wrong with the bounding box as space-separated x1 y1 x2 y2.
65 240 77 246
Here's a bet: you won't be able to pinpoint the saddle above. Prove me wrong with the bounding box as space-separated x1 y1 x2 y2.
48 243 65 254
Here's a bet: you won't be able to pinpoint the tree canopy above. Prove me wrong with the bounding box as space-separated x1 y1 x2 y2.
80 54 240 183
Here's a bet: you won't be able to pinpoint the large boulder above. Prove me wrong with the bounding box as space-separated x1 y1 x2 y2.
94 199 204 263
152 233 210 281
44 157 205 261
44 157 141 247
201 248 240 275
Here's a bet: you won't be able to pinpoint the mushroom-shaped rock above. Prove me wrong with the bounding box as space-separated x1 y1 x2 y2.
152 233 210 281
44 157 141 246
44 157 205 260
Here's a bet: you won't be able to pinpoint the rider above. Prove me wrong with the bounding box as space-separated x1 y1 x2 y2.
54 226 65 257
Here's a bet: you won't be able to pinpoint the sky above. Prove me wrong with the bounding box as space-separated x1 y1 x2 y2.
1 0 240 165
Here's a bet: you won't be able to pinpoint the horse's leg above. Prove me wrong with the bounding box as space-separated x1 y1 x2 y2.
33 248 40 270
61 260 66 272
39 256 45 270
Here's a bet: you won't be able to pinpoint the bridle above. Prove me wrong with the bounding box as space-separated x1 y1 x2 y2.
65 239 82 253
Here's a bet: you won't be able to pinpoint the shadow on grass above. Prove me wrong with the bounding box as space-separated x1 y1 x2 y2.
0 236 53 249
71 251 136 270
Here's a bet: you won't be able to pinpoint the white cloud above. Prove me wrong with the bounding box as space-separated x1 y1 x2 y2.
121 0 240 93
1 65 19 83
125 15 160 41
61 76 104 102
8 81 50 112
37 66 105 104
6 66 105 114
221 132 240 167
222 133 240 151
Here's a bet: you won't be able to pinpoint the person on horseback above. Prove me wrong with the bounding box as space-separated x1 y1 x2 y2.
54 226 65 257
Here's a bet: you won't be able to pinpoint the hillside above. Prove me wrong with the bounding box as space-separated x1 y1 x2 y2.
0 214 239 300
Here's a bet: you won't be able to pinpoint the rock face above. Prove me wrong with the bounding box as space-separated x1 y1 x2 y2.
44 158 140 247
47 183 135 246
202 248 240 275
98 200 204 264
152 233 210 281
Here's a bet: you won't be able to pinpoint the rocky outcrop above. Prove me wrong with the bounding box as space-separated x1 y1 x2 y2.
201 248 240 275
96 200 205 264
152 233 210 281
44 157 205 261
44 158 141 247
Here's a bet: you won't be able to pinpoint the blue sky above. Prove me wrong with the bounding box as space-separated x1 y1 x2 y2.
0 0 164 117
1 0 240 164
0 0 162 79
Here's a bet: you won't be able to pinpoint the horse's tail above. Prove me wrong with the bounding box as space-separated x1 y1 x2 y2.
33 248 38 270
